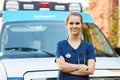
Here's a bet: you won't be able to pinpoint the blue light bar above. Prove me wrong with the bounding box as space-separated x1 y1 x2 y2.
2 11 94 23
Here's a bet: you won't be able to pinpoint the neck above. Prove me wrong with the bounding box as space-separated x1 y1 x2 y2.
67 36 81 42
67 36 81 50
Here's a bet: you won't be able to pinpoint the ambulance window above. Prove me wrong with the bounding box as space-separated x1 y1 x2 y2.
1 21 68 58
83 23 115 57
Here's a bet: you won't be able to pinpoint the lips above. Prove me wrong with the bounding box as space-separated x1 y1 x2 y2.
71 28 78 32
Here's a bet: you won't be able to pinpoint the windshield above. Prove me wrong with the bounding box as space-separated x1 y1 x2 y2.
82 23 115 57
0 21 116 58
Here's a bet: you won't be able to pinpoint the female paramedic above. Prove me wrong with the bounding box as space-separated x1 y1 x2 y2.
56 12 96 80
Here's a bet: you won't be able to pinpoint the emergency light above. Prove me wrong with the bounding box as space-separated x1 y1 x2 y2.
4 0 82 12
5 0 19 10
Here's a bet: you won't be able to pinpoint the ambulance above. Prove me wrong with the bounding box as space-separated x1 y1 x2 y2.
0 0 120 80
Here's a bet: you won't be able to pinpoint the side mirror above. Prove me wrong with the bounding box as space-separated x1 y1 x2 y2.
114 47 120 56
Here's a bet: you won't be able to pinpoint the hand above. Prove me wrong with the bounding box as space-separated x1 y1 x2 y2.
78 64 88 71
60 56 65 61
57 56 66 64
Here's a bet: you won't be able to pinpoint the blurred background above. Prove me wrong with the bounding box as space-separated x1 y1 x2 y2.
0 0 120 47
89 0 120 48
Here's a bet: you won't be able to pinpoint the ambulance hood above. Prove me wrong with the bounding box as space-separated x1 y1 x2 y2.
1 57 120 78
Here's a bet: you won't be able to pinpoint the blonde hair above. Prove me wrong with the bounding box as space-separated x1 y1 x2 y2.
65 12 83 26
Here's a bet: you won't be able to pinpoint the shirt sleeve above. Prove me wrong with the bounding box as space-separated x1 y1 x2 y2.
87 44 96 61
56 41 63 58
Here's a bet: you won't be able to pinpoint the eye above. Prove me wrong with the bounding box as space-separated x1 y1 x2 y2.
75 22 80 25
69 22 74 25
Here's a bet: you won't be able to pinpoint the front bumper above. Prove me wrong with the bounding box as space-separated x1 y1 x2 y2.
22 69 120 80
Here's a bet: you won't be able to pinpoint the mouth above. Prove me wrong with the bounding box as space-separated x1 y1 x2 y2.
72 29 77 32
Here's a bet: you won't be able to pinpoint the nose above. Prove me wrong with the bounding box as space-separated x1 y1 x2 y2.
73 23 77 27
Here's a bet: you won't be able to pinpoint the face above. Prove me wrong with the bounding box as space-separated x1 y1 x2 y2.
66 15 82 36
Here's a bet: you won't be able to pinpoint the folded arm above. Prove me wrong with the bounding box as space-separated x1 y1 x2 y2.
56 56 95 76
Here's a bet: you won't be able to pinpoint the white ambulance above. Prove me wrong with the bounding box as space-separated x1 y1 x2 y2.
0 0 120 80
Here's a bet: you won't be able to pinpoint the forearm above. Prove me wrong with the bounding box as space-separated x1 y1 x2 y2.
70 59 95 76
57 61 79 72
70 66 94 76
57 57 95 75
58 61 90 74
56 56 80 72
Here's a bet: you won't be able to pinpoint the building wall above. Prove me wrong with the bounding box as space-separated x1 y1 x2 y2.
89 0 110 38
89 0 118 46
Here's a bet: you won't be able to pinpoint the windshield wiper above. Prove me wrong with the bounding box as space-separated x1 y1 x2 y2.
5 47 55 57
5 47 38 51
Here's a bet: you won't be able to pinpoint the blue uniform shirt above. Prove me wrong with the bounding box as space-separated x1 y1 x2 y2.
56 40 96 80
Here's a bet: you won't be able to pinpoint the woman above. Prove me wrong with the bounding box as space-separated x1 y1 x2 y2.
56 12 96 80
